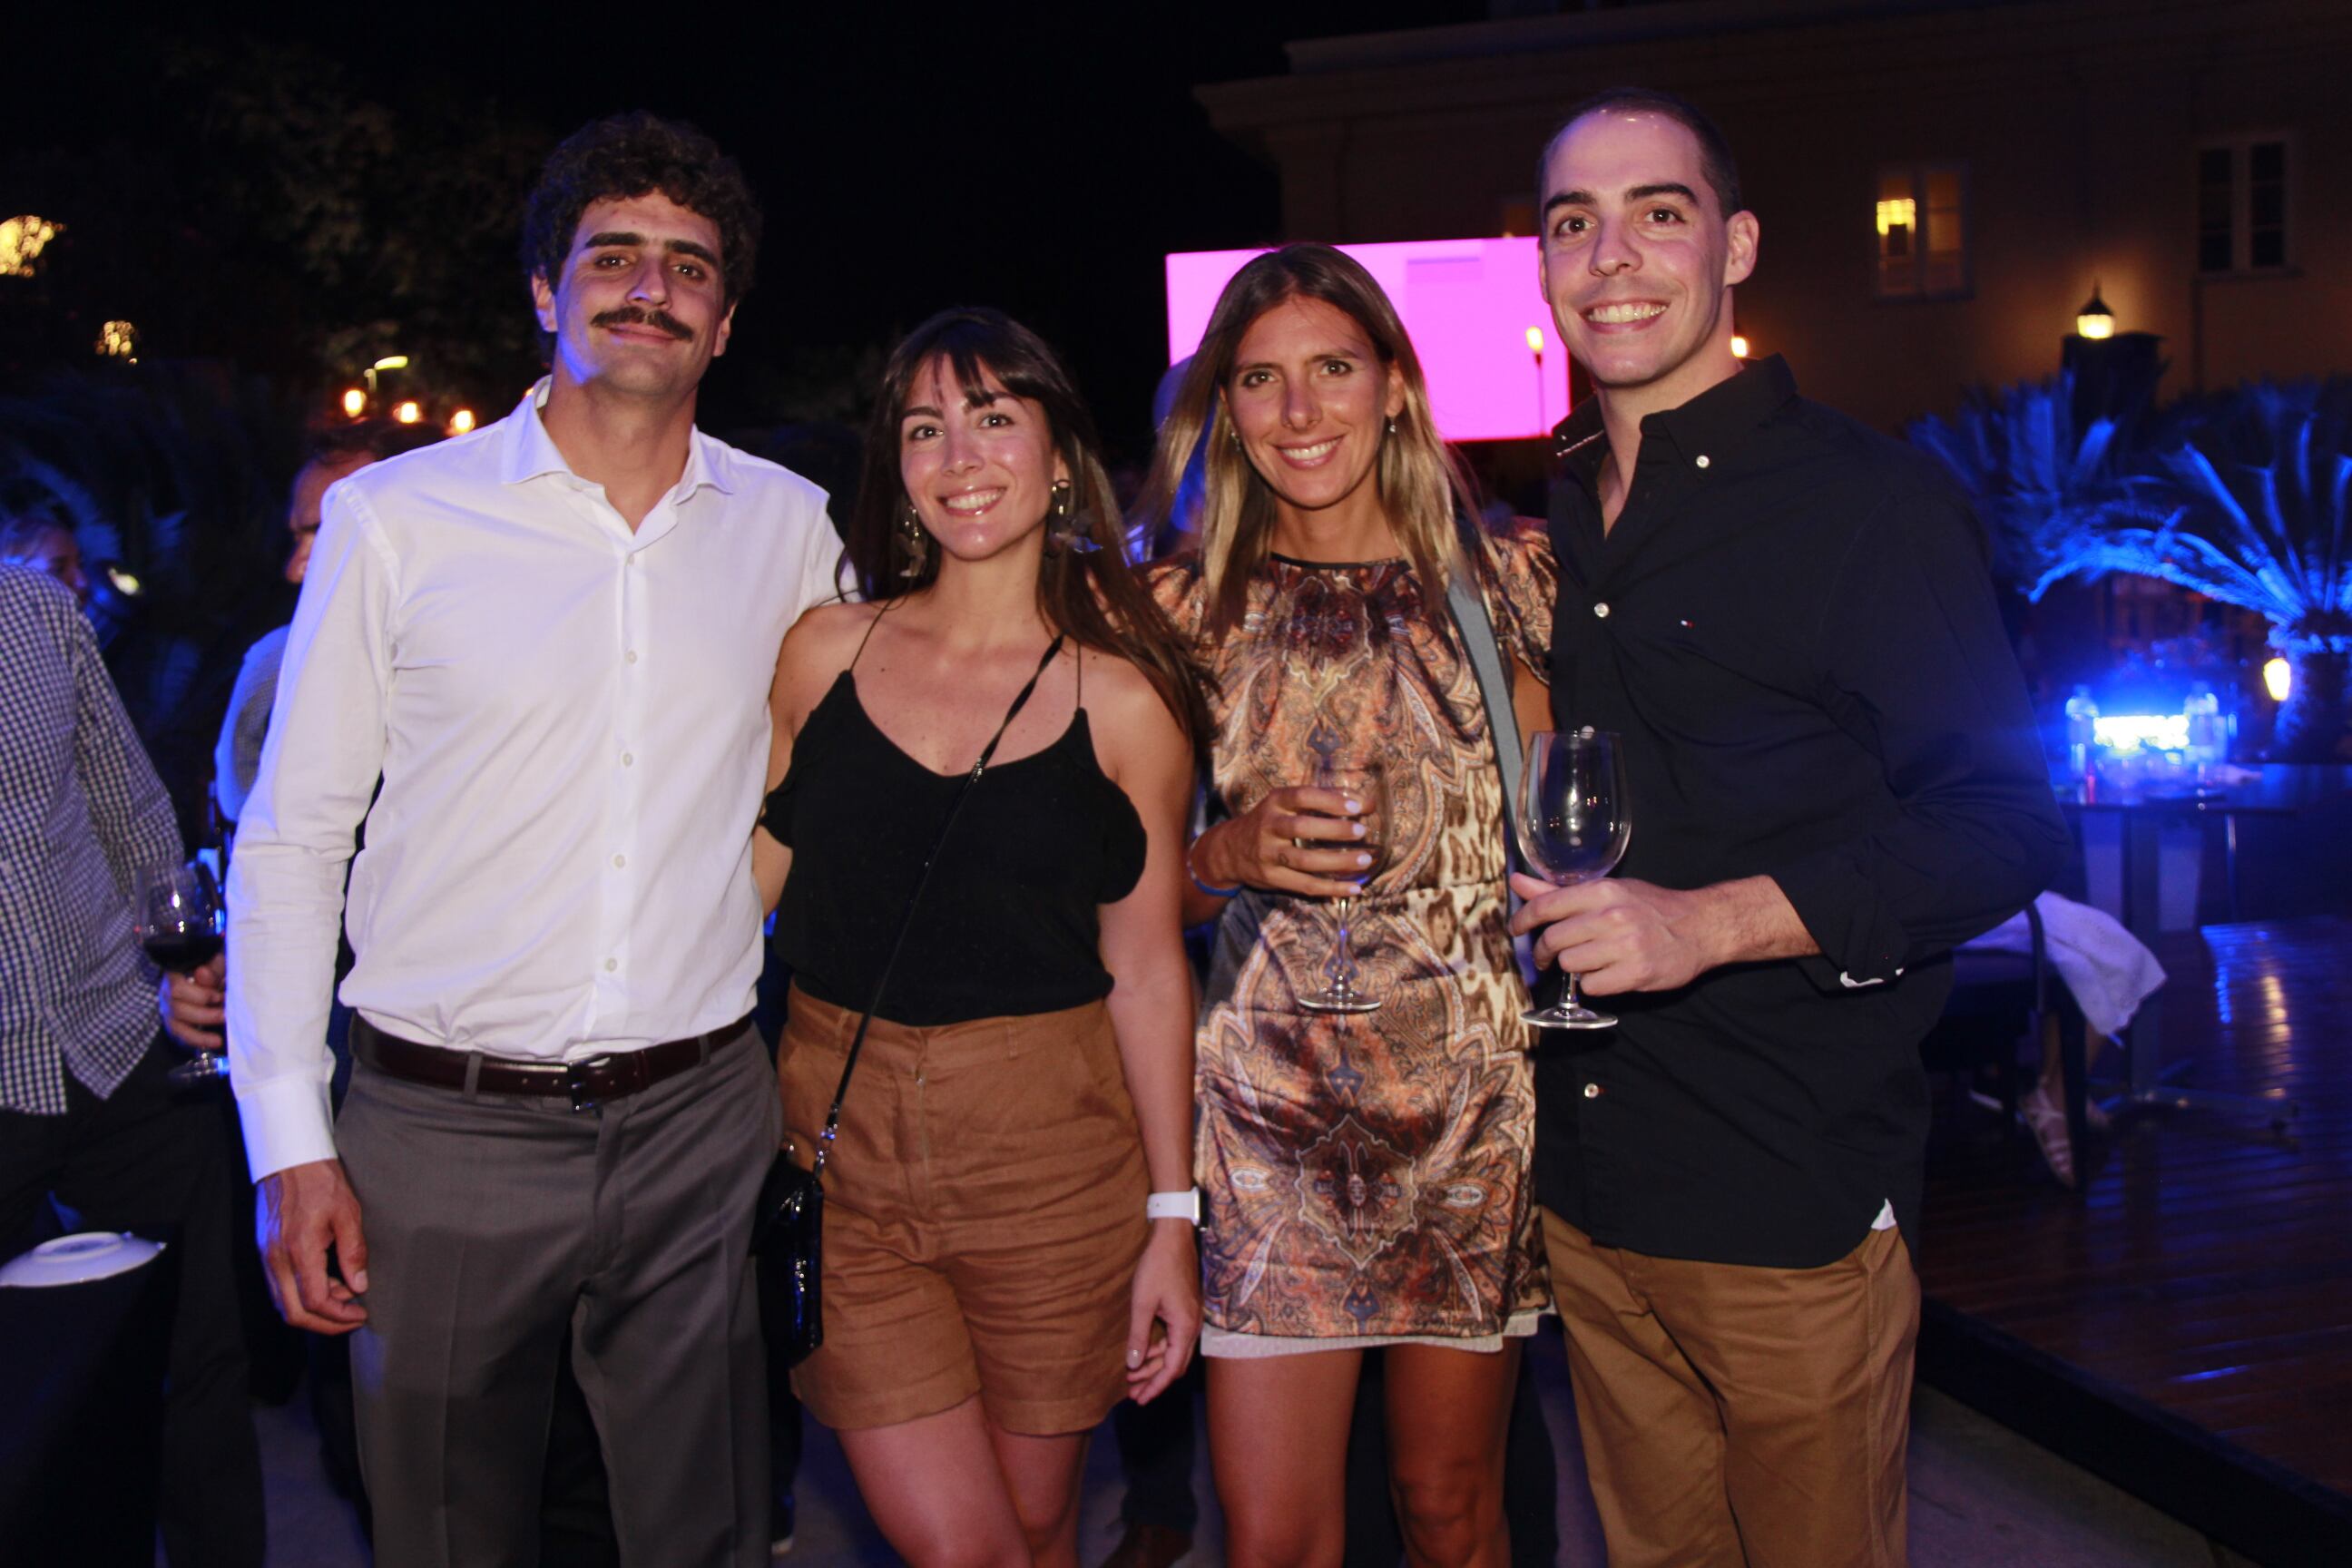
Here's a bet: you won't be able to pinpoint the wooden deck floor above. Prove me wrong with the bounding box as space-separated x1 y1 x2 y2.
1919 916 2352 1514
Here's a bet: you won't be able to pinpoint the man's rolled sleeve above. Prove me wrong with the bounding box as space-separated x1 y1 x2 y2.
227 483 396 1181
1769 487 2070 985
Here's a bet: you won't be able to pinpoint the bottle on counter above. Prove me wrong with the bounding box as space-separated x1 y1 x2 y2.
2063 685 2100 780
2183 681 2225 777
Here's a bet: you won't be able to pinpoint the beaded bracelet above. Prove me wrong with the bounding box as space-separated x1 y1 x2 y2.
1186 834 1240 899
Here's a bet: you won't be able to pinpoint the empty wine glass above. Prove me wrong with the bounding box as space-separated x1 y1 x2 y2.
133 861 228 1086
1297 759 1388 1014
1515 730 1632 1030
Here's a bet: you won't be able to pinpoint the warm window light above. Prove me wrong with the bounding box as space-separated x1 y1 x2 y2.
1730 335 1750 358
96 320 137 361
341 388 367 418
2075 283 2115 340
446 408 476 436
2264 656 2292 702
392 400 423 425
1524 326 1544 355
0 214 63 278
1874 197 1916 238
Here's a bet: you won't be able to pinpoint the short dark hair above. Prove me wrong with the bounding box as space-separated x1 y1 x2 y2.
1538 86 1743 217
306 418 441 469
0 511 70 559
518 112 763 314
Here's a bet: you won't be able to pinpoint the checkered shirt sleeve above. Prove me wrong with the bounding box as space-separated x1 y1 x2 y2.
0 568 184 1113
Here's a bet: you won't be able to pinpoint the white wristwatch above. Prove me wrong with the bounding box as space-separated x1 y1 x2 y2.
1145 1188 1201 1224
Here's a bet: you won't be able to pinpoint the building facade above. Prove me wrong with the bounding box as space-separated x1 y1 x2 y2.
1197 0 2352 430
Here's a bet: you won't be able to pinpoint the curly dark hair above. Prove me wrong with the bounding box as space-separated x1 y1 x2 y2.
518 112 763 321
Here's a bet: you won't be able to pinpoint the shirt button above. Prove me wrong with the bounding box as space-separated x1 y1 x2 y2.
627 555 640 569
603 958 618 973
1592 602 1611 619
612 854 627 868
1695 455 1711 469
622 751 634 767
1583 1082 1603 1099
625 651 639 665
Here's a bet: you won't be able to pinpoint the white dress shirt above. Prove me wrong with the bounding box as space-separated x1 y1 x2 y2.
227 385 845 1181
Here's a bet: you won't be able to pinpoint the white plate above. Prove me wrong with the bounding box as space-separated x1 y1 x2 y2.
0 1231 167 1288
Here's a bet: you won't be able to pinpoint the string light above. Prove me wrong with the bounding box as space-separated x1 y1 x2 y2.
392 400 423 426
446 408 476 436
0 215 63 278
341 388 367 418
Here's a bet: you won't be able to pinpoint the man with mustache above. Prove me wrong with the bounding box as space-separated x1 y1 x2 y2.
1511 89 2067 1566
227 113 844 1567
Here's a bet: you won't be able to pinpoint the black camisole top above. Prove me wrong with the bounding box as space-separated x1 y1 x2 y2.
762 671 1148 1027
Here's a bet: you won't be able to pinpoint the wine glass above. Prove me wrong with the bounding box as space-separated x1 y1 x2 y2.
1514 730 1632 1030
133 861 229 1086
1297 759 1388 1014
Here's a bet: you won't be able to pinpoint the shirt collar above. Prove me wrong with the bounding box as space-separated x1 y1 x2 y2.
496 377 737 499
1552 354 1799 482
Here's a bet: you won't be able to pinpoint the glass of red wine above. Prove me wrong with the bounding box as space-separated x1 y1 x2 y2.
134 861 228 1087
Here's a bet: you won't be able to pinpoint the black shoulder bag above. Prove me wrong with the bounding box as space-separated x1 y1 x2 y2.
753 632 1068 1367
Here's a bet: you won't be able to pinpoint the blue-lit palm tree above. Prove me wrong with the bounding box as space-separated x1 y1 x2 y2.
1916 376 2351 762
2052 382 2352 761
1909 372 2156 593
0 363 304 833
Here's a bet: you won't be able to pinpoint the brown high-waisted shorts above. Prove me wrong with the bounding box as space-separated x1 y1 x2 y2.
776 986 1149 1436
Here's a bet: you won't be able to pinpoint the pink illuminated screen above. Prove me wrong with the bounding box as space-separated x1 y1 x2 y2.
1165 239 1569 443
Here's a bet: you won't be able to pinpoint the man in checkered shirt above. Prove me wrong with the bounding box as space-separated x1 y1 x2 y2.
0 564 265 1566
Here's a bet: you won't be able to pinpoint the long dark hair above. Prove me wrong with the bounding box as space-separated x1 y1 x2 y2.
1138 243 1487 637
847 308 1212 753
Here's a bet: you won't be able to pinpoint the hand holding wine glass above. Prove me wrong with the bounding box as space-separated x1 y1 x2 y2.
1514 730 1632 1030
135 861 230 1086
1298 758 1388 1014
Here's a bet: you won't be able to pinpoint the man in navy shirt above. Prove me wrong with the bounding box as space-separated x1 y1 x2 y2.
1513 88 2067 1567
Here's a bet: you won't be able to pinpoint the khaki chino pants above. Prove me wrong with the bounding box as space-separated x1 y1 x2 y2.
1542 1209 1919 1568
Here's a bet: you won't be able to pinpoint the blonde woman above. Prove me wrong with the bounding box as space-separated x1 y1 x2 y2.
1144 244 1554 1567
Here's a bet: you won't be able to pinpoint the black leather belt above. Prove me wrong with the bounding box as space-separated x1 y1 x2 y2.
350 1014 752 1112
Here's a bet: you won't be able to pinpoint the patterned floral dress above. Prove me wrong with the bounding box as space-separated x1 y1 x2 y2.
1151 527 1555 1353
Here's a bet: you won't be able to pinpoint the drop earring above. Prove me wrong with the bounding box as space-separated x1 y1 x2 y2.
1047 478 1101 555
896 501 930 579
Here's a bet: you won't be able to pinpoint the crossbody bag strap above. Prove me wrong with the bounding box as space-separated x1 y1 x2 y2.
1446 553 1524 834
808 632 1068 1177
1446 543 1553 992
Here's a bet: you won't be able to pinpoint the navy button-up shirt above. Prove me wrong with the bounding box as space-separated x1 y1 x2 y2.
1539 357 2068 1267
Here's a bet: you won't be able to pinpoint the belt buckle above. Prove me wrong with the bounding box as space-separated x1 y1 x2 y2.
566 1055 613 1113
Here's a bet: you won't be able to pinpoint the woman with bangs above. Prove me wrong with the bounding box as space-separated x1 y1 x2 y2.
1142 243 1555 1567
753 308 1207 1567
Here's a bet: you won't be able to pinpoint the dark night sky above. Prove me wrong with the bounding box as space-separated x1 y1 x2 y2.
14 2 1493 459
